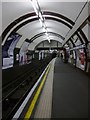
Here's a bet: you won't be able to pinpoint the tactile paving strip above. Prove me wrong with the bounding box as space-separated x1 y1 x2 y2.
34 58 56 118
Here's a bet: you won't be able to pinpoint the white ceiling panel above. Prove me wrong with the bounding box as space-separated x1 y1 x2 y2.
2 2 33 32
28 35 63 50
45 20 70 37
2 1 86 49
39 2 85 22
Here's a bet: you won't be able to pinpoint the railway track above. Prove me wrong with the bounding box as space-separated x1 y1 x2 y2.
2 57 52 119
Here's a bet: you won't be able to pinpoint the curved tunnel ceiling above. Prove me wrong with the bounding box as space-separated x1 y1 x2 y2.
1 10 75 49
16 19 71 48
1 2 87 49
29 33 64 44
12 16 72 36
28 35 63 51
2 11 74 44
35 39 62 50
29 32 65 42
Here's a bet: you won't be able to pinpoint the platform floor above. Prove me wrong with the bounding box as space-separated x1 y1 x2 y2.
52 57 88 118
34 58 56 118
34 57 88 118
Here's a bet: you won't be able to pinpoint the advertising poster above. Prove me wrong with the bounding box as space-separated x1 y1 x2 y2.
76 48 85 70
2 33 21 69
19 41 29 65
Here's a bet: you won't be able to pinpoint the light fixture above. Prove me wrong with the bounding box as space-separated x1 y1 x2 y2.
45 32 48 36
38 12 43 21
39 19 43 27
30 0 51 43
31 0 38 16
47 36 51 43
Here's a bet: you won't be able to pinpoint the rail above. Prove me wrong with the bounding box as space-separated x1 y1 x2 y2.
2 56 52 120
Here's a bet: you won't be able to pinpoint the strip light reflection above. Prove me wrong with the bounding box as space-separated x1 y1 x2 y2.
30 0 51 43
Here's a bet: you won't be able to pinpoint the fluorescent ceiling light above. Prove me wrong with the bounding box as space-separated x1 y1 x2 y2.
39 12 43 21
31 0 51 43
42 27 48 33
42 27 46 32
47 36 51 43
39 19 43 27
48 39 51 43
31 0 38 16
45 32 48 36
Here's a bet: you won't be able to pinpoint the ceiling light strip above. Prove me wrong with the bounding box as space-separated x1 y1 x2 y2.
30 0 51 43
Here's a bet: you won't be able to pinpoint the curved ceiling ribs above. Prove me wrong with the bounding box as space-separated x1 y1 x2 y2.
1 11 74 42
27 32 64 51
43 11 75 26
29 32 65 43
1 11 87 47
1 12 36 41
12 16 72 34
35 39 62 50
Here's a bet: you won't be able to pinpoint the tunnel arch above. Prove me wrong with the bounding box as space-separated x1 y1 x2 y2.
29 32 65 42
1 11 74 46
1 11 74 42
19 32 65 51
34 39 62 50
28 37 63 51
12 16 73 35
1 11 88 50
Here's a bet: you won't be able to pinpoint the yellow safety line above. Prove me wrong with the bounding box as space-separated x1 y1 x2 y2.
24 65 51 119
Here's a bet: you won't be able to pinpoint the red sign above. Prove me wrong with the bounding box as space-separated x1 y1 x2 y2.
80 50 84 65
